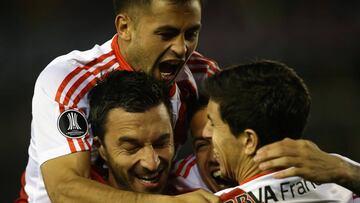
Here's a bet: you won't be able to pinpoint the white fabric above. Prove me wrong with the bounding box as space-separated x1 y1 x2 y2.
24 35 219 202
171 154 211 192
215 171 359 203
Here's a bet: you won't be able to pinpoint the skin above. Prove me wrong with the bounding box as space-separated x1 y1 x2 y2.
191 107 231 192
41 1 219 202
254 138 360 195
205 99 360 195
97 104 174 194
116 0 202 83
205 100 261 184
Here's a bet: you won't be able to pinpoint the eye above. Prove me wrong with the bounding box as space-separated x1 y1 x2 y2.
185 30 199 41
158 31 177 41
194 140 210 152
122 145 141 154
153 140 169 149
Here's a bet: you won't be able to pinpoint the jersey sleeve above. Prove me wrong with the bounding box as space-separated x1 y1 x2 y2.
187 51 221 97
331 153 360 167
31 58 93 166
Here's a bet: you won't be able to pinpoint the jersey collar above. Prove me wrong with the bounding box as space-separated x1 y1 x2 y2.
111 34 134 72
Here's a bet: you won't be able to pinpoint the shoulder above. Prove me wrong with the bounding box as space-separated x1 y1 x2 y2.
34 39 114 100
186 51 221 75
173 154 197 178
170 154 210 192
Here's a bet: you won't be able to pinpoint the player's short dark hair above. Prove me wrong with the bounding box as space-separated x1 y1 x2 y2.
88 71 171 142
112 0 202 15
205 60 311 147
188 95 209 122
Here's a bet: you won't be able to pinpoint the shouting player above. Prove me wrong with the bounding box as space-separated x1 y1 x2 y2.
171 97 236 193
205 60 359 202
18 0 220 202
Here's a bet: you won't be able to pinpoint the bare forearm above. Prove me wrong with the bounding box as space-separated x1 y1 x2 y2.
51 177 170 203
338 159 360 195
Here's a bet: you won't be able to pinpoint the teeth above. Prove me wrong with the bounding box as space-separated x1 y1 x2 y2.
137 172 160 181
160 72 171 76
212 170 221 178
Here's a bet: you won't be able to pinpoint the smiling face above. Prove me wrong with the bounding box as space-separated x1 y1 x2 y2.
205 100 246 181
117 0 201 84
191 107 234 192
98 104 174 193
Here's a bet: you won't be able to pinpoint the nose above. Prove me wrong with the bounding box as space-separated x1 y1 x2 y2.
171 35 187 58
203 120 213 139
139 145 161 171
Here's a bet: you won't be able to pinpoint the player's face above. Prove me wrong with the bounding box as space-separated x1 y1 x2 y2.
99 104 174 194
191 107 234 192
206 100 245 181
125 0 201 84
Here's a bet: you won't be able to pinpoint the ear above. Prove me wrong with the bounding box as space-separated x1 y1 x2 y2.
115 14 132 41
241 129 259 156
94 136 108 162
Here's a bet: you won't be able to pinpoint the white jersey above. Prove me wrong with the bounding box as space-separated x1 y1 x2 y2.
23 35 220 202
215 171 359 203
170 154 211 193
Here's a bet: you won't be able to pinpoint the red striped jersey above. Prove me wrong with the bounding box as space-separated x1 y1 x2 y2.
23 35 220 202
170 154 210 193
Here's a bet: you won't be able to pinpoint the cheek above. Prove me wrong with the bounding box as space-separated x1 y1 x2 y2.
212 132 224 151
110 153 137 171
212 132 230 165
195 151 207 169
157 146 174 162
187 40 198 52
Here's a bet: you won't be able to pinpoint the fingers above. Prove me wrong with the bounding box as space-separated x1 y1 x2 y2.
258 156 303 171
254 138 299 163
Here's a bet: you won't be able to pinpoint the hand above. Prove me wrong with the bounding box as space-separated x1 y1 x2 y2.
172 189 221 203
253 138 348 184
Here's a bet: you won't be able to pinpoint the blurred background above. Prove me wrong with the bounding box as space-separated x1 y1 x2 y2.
3 0 360 201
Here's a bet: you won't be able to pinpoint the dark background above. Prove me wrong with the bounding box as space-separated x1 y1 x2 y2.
3 0 360 202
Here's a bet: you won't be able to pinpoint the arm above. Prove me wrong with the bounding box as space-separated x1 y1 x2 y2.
253 138 360 195
41 151 219 203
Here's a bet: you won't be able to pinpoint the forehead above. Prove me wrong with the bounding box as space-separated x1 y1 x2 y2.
207 100 220 119
104 104 172 141
139 0 201 25
190 108 207 138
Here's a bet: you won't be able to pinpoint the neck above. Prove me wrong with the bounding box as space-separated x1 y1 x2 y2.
235 156 262 185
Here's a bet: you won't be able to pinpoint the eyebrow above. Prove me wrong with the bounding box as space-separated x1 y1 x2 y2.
154 133 171 143
117 133 171 145
186 24 202 32
154 24 202 33
118 136 140 146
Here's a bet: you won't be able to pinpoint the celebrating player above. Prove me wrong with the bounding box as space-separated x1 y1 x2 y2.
84 70 218 203
205 60 359 202
18 0 220 202
171 97 236 193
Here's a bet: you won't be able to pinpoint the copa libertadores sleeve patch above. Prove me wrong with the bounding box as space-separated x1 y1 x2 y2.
57 109 88 139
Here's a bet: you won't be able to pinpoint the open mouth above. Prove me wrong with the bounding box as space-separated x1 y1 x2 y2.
135 171 163 187
158 60 184 82
211 169 235 188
